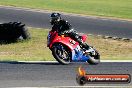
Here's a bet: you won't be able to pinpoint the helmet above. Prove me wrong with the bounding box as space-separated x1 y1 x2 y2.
50 13 61 25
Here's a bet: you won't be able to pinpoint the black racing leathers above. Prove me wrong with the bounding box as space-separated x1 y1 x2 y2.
51 19 89 50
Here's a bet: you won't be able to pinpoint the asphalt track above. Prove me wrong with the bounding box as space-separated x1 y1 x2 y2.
0 6 132 38
0 62 132 87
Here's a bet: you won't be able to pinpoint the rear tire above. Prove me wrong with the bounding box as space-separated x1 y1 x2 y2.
52 43 71 65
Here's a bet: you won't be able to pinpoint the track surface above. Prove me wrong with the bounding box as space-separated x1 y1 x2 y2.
0 6 132 38
0 62 131 87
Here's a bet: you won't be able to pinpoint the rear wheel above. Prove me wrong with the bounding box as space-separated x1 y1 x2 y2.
52 43 71 65
87 49 100 65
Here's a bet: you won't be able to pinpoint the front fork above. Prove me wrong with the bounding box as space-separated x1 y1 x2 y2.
85 46 96 56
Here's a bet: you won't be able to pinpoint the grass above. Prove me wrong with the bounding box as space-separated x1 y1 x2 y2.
0 0 132 19
0 28 54 61
0 28 132 61
87 36 132 60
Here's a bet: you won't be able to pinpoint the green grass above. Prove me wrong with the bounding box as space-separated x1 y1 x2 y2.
0 28 54 61
0 28 132 61
0 0 132 19
87 35 132 60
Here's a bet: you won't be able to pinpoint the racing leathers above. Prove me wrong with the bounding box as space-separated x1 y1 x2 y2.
51 19 89 50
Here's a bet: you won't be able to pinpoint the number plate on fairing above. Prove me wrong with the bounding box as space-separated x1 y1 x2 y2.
69 39 76 45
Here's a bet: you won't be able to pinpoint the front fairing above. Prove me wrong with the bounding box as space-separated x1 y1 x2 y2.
47 31 58 47
47 32 51 47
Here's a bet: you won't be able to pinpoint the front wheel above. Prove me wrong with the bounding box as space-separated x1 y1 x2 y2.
52 43 72 65
87 49 100 65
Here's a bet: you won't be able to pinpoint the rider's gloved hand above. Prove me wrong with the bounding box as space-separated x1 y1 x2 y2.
58 32 64 36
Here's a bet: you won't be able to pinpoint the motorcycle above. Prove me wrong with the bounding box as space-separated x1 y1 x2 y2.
47 29 100 65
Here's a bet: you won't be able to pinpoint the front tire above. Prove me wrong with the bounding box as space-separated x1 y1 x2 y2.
87 49 100 65
52 43 71 65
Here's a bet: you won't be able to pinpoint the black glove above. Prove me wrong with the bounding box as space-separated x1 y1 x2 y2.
58 32 64 36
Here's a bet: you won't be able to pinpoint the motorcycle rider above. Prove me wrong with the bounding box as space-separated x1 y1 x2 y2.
50 12 89 51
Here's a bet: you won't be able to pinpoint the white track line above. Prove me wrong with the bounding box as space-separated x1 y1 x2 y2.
17 60 132 63
55 86 131 88
100 60 132 62
12 86 132 88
